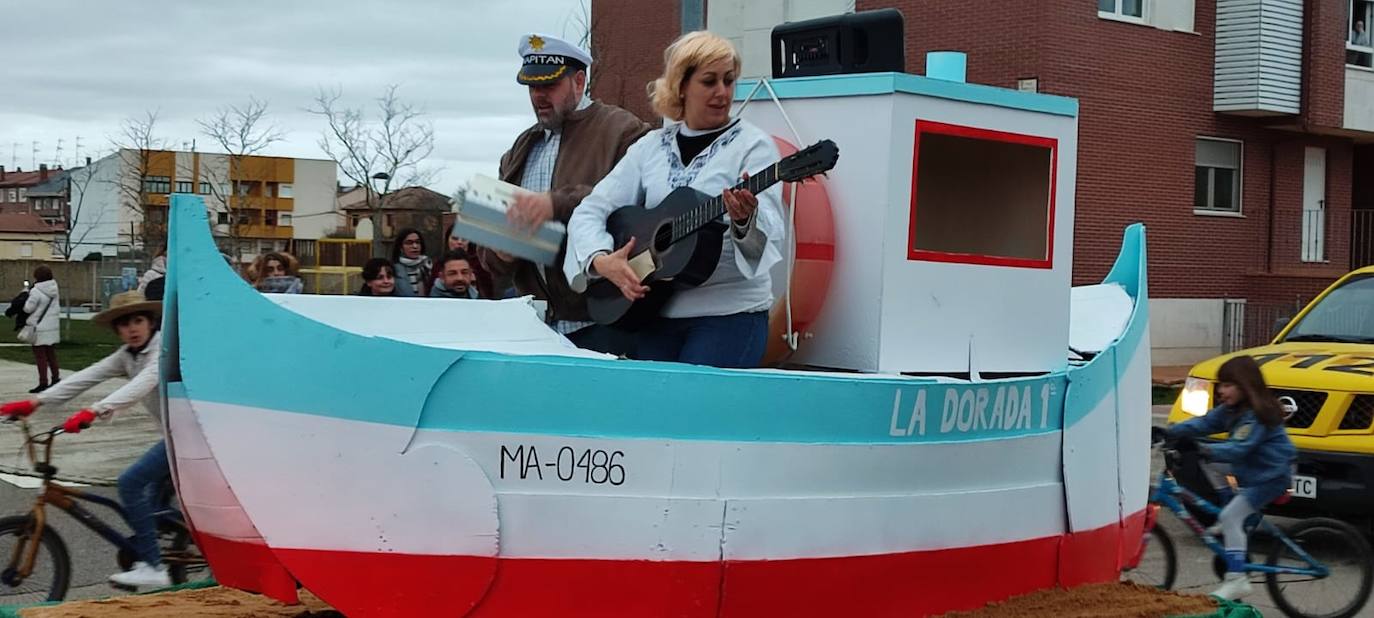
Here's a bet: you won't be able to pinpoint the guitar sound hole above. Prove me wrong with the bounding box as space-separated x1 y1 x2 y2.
654 224 673 252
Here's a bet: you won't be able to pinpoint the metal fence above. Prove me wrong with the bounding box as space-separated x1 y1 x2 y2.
1221 297 1309 353
1354 210 1374 270
0 258 151 309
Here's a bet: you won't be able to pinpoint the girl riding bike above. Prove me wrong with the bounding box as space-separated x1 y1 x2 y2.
1161 354 1297 600
1 291 169 588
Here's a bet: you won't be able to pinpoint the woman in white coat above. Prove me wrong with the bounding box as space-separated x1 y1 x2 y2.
23 266 61 393
564 31 785 368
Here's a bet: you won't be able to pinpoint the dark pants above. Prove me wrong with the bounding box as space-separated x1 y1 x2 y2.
118 441 170 566
567 324 636 357
635 311 769 368
31 345 58 386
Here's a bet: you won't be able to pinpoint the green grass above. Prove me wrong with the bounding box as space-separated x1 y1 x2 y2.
0 319 122 371
1152 385 1180 406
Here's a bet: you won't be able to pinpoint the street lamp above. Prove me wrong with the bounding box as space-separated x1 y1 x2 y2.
368 172 392 256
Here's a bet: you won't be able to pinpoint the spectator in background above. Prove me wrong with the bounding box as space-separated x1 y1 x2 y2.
22 266 61 393
430 250 480 299
430 224 498 299
137 249 167 296
1352 20 1372 66
390 228 431 297
252 252 304 294
359 258 398 297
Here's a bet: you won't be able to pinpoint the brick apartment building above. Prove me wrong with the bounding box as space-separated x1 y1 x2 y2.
0 165 67 230
591 0 1374 363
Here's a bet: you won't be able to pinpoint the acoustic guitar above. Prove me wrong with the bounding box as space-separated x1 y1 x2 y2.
586 139 839 328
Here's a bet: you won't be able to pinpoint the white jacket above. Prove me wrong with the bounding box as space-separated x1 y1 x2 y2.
39 331 162 419
23 280 60 334
564 119 785 319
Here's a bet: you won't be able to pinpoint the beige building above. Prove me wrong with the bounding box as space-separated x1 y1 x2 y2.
0 213 57 260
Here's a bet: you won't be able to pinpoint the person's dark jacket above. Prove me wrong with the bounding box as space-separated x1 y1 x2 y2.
477 100 650 324
4 291 30 332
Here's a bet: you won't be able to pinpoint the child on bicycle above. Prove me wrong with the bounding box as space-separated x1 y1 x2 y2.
1163 354 1296 600
0 291 170 588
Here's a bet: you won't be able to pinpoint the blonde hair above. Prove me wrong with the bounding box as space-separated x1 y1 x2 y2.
648 31 742 121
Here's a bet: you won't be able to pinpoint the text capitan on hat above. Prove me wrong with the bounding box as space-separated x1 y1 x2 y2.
517 33 592 86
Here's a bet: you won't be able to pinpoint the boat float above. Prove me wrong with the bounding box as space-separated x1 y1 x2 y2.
160 54 1152 617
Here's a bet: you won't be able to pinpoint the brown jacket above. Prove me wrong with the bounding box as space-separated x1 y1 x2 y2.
478 101 650 323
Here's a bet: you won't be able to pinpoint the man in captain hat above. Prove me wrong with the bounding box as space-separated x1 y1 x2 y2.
477 33 649 355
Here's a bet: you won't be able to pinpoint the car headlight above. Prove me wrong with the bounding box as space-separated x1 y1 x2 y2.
1180 377 1212 416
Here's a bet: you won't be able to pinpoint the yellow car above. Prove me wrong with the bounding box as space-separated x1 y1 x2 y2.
1168 266 1374 521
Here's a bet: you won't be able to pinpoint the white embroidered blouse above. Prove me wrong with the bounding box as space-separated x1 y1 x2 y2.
564 119 785 319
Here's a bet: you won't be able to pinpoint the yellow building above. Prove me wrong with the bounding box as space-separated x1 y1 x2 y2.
0 214 57 260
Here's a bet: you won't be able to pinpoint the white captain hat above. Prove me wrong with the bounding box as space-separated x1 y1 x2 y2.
516 33 592 85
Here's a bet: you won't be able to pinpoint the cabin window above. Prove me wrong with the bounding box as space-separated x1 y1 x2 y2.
908 120 1056 269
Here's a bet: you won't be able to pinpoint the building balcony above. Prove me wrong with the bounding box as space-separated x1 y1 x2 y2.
1346 65 1374 133
1213 0 1303 116
231 196 293 211
235 224 294 240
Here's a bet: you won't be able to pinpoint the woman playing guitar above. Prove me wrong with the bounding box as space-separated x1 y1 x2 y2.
564 31 785 368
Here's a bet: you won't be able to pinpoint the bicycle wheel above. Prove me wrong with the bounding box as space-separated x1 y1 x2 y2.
0 514 71 604
1265 517 1374 618
1122 524 1177 590
166 526 212 585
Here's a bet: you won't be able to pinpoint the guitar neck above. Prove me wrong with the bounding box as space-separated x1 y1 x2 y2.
670 164 780 243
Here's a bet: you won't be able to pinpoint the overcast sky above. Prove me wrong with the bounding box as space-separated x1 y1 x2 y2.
0 0 588 192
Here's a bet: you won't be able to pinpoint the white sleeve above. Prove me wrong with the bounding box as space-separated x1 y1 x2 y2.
22 290 41 315
563 135 650 292
37 349 125 408
730 134 786 279
92 352 160 417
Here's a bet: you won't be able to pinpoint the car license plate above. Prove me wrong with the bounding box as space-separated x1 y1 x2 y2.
1290 475 1317 499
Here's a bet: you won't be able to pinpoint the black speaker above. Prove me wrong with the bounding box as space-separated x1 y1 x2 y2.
770 9 905 80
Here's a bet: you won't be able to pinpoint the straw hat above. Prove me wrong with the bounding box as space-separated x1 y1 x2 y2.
94 291 162 326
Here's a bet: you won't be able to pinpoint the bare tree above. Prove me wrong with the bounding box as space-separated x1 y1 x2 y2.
565 0 599 92
109 110 166 256
196 98 285 259
56 164 104 261
307 84 436 256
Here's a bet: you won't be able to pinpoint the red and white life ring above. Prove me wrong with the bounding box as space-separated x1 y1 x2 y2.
764 136 836 365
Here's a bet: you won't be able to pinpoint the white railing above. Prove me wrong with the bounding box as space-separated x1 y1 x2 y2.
1302 209 1326 263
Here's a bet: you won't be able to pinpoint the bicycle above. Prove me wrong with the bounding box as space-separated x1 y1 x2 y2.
0 414 211 604
1122 433 1374 618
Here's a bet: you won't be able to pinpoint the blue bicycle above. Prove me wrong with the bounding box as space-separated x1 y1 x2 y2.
1122 434 1373 618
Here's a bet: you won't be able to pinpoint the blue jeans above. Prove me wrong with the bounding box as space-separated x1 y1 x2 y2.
118 441 170 566
635 311 769 368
